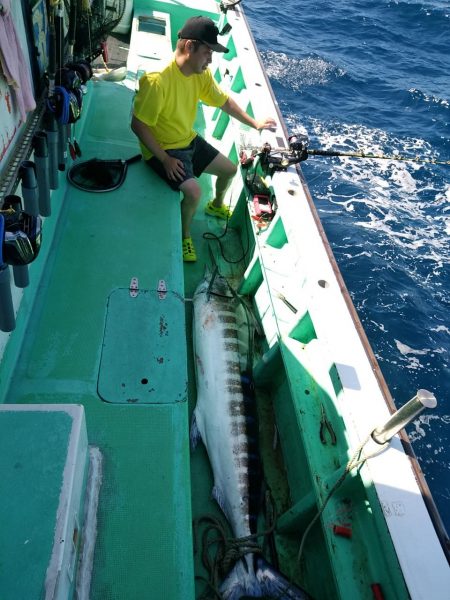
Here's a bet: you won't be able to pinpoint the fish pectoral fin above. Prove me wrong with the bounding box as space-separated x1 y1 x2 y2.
190 411 202 450
212 485 226 514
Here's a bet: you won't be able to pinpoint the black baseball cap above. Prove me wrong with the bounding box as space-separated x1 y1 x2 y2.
178 16 229 53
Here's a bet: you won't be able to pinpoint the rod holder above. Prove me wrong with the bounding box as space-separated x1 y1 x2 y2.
0 215 15 332
0 265 15 332
33 131 51 216
12 265 29 288
372 389 437 445
20 161 39 216
58 122 67 171
2 195 30 289
45 113 59 189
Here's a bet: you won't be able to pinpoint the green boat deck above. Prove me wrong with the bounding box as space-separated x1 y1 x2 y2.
0 74 409 599
0 78 225 598
0 38 409 600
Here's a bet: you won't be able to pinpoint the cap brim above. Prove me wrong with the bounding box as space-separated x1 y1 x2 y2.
203 41 229 53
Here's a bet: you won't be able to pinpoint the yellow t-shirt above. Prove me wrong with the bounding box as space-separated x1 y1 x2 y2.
133 60 229 160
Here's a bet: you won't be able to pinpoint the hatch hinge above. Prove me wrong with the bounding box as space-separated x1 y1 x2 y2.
129 277 139 297
157 279 167 300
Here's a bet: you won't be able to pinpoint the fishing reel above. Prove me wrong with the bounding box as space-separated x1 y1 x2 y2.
258 134 309 176
0 197 42 266
220 0 243 13
288 133 309 155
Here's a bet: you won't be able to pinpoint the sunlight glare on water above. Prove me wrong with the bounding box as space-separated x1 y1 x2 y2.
245 0 450 529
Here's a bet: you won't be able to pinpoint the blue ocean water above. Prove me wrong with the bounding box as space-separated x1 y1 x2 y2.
245 0 450 531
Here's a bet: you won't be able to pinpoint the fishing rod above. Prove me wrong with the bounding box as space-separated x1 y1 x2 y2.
307 147 450 166
258 134 450 172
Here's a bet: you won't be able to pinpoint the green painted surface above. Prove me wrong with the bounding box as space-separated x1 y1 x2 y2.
98 289 187 404
1 74 196 599
0 411 72 599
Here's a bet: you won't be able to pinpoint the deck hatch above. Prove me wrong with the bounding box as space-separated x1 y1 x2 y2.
98 288 187 404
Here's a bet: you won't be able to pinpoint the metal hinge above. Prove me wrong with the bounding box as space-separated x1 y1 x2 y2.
129 277 139 298
157 279 167 300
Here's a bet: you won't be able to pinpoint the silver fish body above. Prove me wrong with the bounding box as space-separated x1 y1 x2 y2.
191 272 251 540
191 271 310 600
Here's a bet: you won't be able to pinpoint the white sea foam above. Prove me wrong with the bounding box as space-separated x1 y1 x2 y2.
409 413 448 444
370 320 388 332
291 117 450 279
409 87 450 108
431 325 450 334
261 50 345 89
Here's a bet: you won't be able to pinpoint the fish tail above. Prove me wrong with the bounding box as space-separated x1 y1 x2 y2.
220 555 311 599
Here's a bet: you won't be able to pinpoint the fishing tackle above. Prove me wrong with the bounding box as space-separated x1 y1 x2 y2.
266 133 450 167
219 0 243 13
0 199 42 266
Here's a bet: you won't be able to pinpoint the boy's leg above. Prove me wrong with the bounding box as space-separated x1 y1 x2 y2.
179 178 202 239
203 153 237 207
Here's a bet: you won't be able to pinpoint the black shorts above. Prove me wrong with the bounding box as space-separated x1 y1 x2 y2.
146 135 219 191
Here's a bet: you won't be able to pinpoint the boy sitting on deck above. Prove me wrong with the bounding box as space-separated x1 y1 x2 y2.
131 15 276 262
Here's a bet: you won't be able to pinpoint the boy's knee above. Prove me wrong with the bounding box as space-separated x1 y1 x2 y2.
221 159 237 179
228 162 238 177
182 180 202 203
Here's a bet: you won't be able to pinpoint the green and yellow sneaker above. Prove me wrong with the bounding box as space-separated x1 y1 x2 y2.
205 201 232 220
182 237 197 262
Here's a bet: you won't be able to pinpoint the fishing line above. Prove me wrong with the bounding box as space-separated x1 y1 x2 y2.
307 147 450 166
202 193 252 265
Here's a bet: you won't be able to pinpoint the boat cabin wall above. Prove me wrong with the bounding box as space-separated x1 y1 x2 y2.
0 1 38 171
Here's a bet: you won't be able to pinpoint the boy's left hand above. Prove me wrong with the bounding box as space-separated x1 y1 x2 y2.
256 117 277 131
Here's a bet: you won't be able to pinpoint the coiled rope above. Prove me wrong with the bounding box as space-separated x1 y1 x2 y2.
193 513 276 600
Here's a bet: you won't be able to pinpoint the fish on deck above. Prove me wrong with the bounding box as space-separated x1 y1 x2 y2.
191 269 310 599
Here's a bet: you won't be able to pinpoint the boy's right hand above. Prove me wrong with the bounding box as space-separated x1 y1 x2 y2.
162 155 185 181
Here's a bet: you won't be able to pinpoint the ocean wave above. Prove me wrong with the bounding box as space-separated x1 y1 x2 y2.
260 50 345 89
409 413 449 444
295 117 450 268
253 0 450 530
387 0 449 18
408 87 449 108
431 325 450 335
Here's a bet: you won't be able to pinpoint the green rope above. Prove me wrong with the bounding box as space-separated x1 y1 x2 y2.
193 513 278 600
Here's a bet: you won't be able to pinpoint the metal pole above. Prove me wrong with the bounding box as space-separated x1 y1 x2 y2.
372 389 437 445
45 113 59 190
3 195 30 289
0 215 15 331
